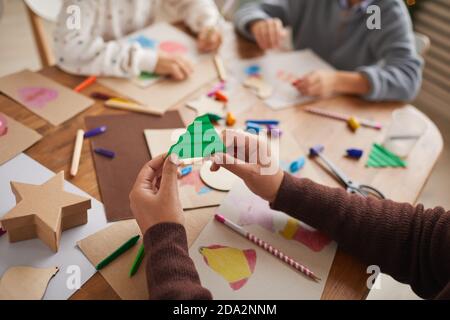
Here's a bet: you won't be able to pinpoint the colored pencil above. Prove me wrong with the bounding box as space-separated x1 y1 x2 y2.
245 120 280 126
105 98 163 116
214 214 320 282
74 76 97 92
304 107 382 130
129 244 145 277
214 55 227 82
96 235 140 270
70 129 84 177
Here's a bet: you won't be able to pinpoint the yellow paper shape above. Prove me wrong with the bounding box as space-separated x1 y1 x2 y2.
279 218 299 240
200 246 252 283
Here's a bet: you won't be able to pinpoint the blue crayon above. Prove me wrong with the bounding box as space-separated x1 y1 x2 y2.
85 126 107 138
94 148 115 159
346 148 364 159
289 156 306 173
180 166 193 177
246 122 262 134
309 145 325 157
246 120 280 126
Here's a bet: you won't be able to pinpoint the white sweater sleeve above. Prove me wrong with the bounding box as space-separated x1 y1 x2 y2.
162 0 220 32
54 0 157 78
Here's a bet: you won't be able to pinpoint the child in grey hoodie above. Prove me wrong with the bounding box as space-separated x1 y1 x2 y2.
234 0 423 102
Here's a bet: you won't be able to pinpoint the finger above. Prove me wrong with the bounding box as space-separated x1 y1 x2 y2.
133 154 166 191
176 57 194 75
254 27 266 50
268 20 279 48
170 64 185 80
159 154 181 195
211 152 258 179
221 129 262 163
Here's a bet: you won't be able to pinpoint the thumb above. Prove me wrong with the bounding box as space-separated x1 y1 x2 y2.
211 153 257 180
159 154 181 195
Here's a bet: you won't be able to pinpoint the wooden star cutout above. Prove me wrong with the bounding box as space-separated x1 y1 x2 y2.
0 172 91 252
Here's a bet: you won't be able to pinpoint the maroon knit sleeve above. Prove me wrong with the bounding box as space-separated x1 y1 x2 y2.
144 223 212 300
272 173 450 299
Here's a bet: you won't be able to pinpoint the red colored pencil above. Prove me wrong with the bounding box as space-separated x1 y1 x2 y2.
74 76 97 92
214 214 320 282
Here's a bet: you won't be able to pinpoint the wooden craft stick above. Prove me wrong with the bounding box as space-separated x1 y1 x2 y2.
105 98 163 116
74 76 97 92
70 129 85 177
214 214 320 282
214 55 227 82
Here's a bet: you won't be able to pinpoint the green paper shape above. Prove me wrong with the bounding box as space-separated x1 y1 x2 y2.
206 113 223 123
139 71 159 80
168 115 226 159
366 144 407 168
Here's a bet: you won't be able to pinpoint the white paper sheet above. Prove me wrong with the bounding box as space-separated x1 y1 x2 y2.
0 154 109 300
189 180 337 299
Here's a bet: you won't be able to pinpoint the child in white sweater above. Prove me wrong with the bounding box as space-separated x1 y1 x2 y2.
54 0 221 80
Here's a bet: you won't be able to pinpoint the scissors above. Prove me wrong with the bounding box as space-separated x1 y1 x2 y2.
309 145 385 199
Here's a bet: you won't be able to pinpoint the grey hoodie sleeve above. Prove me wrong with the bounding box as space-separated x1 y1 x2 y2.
234 0 292 41
357 2 423 102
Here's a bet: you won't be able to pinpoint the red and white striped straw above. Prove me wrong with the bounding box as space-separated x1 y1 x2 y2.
304 106 382 130
214 214 320 282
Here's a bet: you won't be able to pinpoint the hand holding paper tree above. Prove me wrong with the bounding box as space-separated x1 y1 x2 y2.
168 115 226 159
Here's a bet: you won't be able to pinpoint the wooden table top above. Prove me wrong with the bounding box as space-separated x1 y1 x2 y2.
0 28 443 300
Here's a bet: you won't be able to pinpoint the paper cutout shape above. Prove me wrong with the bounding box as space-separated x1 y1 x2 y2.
0 113 42 166
0 172 91 252
181 169 212 195
279 218 332 253
200 245 256 291
0 113 8 136
85 111 184 221
366 143 407 168
0 228 6 237
0 266 59 300
0 70 94 126
131 35 157 49
243 76 273 99
228 182 332 253
18 87 58 109
77 220 149 300
144 129 225 209
186 96 225 117
168 115 226 160
159 41 189 54
200 160 238 191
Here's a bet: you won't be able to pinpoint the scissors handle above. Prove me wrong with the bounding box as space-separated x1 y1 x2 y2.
358 184 386 199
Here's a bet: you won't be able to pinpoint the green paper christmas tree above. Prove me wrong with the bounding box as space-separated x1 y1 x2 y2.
366 144 407 168
168 114 226 159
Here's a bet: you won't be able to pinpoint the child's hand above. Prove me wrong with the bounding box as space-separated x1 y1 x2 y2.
250 18 287 50
198 27 222 52
293 71 338 98
209 129 284 203
129 154 184 234
154 52 194 80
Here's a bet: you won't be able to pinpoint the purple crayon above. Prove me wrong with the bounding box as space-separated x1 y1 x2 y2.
94 148 115 159
346 148 364 159
85 126 107 138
